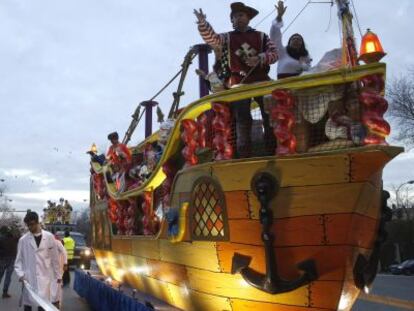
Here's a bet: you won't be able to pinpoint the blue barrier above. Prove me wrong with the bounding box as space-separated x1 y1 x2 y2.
74 269 151 311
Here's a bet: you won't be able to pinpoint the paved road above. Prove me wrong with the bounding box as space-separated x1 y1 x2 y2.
352 274 414 311
0 271 91 311
1 272 413 310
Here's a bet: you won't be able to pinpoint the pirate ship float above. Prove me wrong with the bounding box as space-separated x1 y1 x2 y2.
89 1 402 310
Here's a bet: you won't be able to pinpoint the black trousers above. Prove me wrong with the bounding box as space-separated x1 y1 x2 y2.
62 258 72 286
24 306 45 311
232 97 276 158
62 268 70 286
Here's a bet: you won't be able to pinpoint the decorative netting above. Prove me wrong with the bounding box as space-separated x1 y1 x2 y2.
195 82 364 162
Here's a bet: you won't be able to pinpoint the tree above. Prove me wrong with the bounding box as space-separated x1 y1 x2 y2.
0 184 24 233
389 182 414 220
387 67 414 147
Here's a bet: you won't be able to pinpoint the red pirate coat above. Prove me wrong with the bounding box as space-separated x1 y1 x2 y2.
107 143 132 166
227 30 270 86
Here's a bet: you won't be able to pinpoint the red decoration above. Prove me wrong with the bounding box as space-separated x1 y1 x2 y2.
197 111 214 150
115 201 127 235
197 113 208 149
124 198 137 236
360 74 390 145
270 90 297 155
92 173 107 200
142 192 154 235
108 198 118 223
212 103 233 160
181 119 198 166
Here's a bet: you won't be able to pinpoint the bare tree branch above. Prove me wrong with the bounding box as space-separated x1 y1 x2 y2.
386 66 414 147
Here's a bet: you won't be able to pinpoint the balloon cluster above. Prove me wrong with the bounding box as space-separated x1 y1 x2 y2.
108 198 118 223
359 74 390 145
212 103 233 160
125 198 137 236
92 173 107 200
116 201 127 235
270 90 297 155
181 119 198 166
197 113 208 149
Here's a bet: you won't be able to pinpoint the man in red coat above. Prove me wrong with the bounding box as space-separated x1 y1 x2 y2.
107 132 132 167
194 2 278 157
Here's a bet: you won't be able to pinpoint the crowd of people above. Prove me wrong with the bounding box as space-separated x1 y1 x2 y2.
0 211 76 310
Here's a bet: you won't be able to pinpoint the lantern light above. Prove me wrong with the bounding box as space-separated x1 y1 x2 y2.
90 143 98 154
359 28 386 64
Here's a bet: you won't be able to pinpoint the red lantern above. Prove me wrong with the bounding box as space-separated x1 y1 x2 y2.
359 29 386 64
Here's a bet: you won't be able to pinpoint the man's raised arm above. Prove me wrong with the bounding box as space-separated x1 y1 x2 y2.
194 8 225 48
259 33 278 65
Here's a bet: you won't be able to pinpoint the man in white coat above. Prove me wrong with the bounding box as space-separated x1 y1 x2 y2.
15 211 61 311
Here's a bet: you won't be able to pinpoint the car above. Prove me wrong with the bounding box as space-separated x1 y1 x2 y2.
389 259 414 275
56 231 93 269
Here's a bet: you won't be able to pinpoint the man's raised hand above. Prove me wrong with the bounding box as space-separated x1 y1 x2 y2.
193 8 206 24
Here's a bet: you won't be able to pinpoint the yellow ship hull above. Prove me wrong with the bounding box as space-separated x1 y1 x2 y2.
91 145 401 311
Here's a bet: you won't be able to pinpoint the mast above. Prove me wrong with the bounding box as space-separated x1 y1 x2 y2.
335 0 358 67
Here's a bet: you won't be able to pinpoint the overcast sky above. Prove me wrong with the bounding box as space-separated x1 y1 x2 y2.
1 0 413 215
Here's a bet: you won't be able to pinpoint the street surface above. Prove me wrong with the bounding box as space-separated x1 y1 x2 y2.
1 272 413 310
352 274 414 310
0 271 90 311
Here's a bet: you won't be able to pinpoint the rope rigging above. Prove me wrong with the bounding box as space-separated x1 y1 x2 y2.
122 46 198 144
350 0 363 37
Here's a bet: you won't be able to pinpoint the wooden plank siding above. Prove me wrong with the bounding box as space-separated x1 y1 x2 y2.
227 214 378 248
185 267 309 306
111 238 132 255
167 283 233 311
211 155 350 191
230 299 332 311
246 182 381 220
350 151 391 182
131 239 161 260
159 240 221 272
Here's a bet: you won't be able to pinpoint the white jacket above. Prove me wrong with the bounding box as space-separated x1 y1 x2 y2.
14 230 61 307
270 20 312 76
51 239 68 303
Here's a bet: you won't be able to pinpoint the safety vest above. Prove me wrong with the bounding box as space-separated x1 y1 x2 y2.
63 236 75 260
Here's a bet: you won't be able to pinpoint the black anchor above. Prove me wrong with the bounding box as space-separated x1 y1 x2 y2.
231 172 318 294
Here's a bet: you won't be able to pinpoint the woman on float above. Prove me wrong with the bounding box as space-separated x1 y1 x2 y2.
270 1 312 79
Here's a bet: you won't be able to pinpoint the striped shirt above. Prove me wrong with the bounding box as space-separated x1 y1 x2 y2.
197 20 278 66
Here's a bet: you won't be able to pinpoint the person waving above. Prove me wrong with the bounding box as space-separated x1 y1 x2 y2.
270 1 312 79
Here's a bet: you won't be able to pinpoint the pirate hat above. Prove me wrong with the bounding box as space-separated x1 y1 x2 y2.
230 2 259 20
107 131 119 141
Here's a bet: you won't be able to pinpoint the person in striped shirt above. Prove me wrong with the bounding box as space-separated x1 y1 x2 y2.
194 2 278 157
